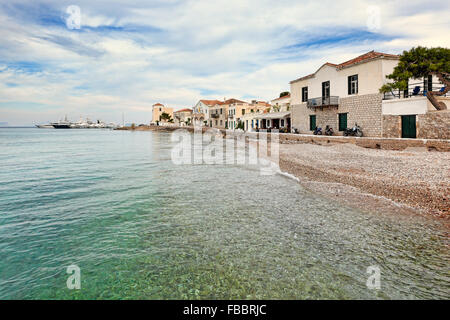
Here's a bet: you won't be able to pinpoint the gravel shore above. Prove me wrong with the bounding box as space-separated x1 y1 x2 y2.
279 142 450 219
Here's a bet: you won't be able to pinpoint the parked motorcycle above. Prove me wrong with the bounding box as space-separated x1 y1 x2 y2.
313 127 322 135
343 123 363 137
325 125 334 136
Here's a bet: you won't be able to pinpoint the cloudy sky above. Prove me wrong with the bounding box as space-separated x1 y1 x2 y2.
0 0 449 125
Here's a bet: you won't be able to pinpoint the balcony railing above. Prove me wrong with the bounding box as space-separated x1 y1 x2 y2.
382 82 448 100
211 113 219 118
307 96 339 108
228 114 234 119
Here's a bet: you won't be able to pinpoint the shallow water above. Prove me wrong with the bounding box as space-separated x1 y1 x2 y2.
0 128 448 299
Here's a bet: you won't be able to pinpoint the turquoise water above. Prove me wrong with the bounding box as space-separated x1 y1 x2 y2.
0 128 448 299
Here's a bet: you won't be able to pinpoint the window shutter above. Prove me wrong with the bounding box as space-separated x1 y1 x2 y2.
348 76 351 95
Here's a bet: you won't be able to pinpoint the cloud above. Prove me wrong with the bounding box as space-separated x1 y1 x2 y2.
0 0 449 125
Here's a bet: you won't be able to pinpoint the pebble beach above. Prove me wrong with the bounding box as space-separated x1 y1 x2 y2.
279 142 450 219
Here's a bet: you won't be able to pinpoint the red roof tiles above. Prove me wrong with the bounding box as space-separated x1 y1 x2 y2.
290 50 399 83
174 108 192 113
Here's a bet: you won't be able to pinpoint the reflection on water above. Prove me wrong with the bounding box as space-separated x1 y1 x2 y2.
0 128 448 299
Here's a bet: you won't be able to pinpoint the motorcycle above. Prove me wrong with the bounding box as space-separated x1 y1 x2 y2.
313 127 322 135
325 125 334 136
343 123 363 137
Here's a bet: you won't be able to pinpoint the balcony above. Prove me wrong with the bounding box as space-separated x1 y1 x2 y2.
228 114 234 119
382 82 448 100
211 113 219 118
307 96 339 108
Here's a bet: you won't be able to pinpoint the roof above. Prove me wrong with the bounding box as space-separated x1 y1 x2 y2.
290 50 400 84
153 103 164 106
272 94 291 101
174 108 192 113
199 99 222 106
223 98 246 104
255 111 291 120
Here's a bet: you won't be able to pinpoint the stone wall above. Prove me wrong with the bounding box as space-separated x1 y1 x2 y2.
291 93 383 137
417 110 450 139
339 93 383 137
382 115 401 138
382 110 450 139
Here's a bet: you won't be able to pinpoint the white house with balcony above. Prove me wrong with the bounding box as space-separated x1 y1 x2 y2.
290 50 449 139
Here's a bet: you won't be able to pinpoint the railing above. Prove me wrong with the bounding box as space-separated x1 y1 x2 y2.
307 96 339 108
383 82 448 100
228 114 234 119
210 113 219 118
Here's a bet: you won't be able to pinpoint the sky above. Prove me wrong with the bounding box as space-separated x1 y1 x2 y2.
0 0 449 125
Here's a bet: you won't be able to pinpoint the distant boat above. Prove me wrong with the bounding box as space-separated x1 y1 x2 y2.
51 116 71 129
35 116 118 129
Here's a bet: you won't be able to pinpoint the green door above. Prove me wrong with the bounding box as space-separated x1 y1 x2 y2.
401 115 416 138
309 115 316 131
338 113 347 131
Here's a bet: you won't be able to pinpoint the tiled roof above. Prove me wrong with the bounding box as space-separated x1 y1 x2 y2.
223 98 246 104
153 103 164 106
290 50 399 84
337 51 399 69
174 108 192 113
200 99 222 106
272 94 290 101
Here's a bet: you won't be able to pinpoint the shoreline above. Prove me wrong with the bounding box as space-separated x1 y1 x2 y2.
279 143 449 220
119 125 449 219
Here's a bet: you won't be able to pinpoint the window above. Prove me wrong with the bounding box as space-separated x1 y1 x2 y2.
220 120 222 126
322 81 330 99
309 115 316 131
424 74 433 92
220 108 223 114
252 120 254 128
338 113 347 131
302 87 308 102
348 74 358 95
215 120 218 125
242 109 245 115
281 119 284 127
159 108 162 111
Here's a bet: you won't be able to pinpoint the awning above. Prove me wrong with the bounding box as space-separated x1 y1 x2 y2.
254 112 291 120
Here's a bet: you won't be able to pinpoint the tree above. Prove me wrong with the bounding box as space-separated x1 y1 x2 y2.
279 91 289 98
380 47 450 110
236 120 245 130
160 112 172 122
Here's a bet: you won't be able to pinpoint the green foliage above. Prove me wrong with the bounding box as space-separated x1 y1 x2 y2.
236 121 245 130
279 91 289 98
160 112 172 122
131 123 136 129
380 46 450 93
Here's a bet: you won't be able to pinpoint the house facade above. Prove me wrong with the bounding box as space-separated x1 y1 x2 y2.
290 50 449 138
192 100 221 126
290 51 400 137
173 108 193 126
151 103 174 124
226 99 248 129
270 94 291 112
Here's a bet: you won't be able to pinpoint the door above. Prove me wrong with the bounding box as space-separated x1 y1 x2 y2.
338 113 347 131
322 81 330 104
401 115 416 138
309 115 316 131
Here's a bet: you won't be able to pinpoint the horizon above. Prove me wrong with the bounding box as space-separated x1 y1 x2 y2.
1 0 449 125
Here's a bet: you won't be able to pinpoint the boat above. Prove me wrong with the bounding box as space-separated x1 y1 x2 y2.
51 116 72 129
35 124 54 128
